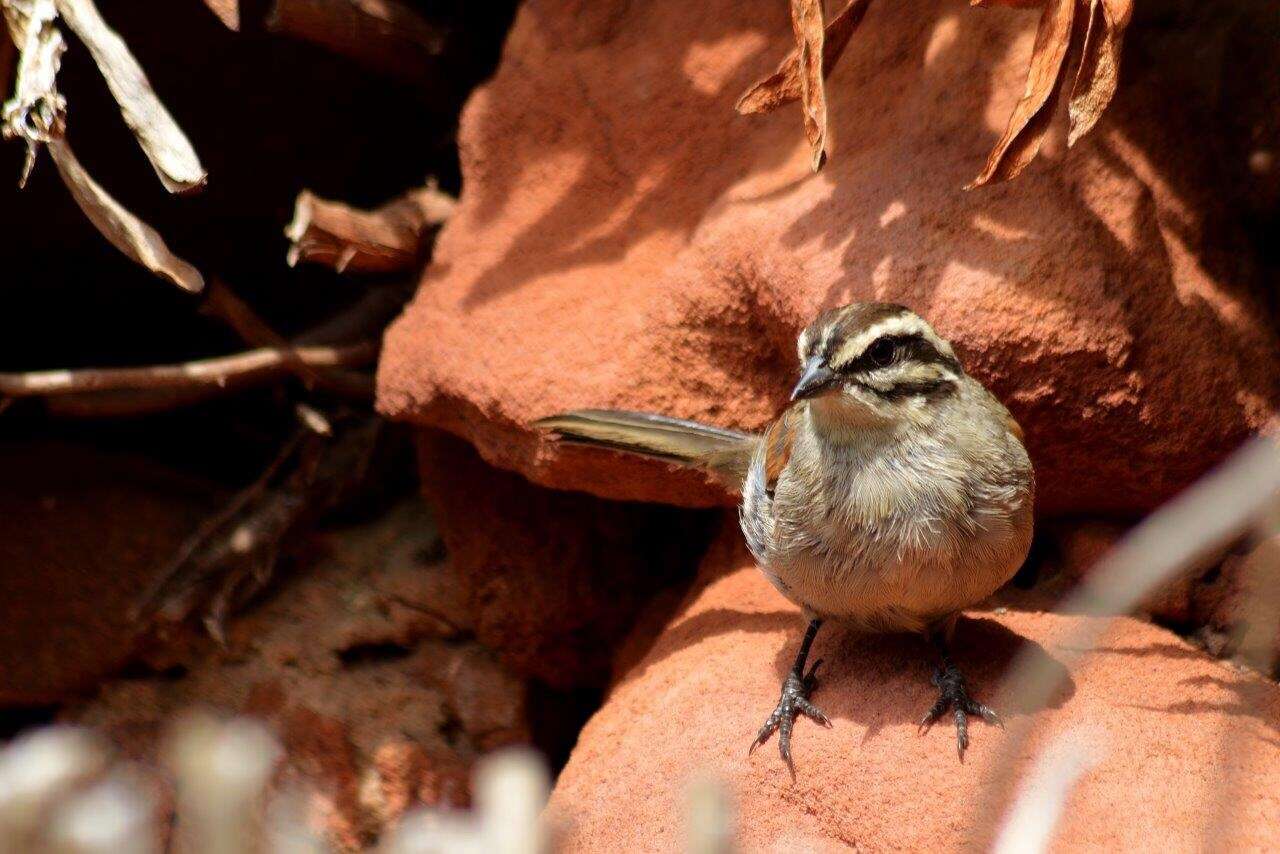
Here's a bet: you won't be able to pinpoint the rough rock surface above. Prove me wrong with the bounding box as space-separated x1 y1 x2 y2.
378 0 1280 516
0 442 223 704
71 500 527 852
416 431 716 688
547 523 1280 851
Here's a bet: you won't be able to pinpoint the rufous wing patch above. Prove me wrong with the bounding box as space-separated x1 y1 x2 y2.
763 408 800 495
1005 411 1025 444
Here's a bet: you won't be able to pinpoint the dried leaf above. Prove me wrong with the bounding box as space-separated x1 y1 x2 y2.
1066 0 1130 147
53 0 207 193
967 0 1076 188
201 0 239 30
736 0 872 115
790 0 828 172
48 137 205 293
285 183 455 274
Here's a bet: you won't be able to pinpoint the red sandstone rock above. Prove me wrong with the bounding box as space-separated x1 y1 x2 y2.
0 442 222 704
415 431 715 688
547 524 1280 851
378 0 1280 516
71 500 526 852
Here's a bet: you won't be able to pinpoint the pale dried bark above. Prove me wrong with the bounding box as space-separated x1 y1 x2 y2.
2 0 64 186
285 183 456 274
54 0 206 192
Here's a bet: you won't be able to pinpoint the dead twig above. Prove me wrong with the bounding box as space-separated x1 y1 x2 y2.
134 412 384 641
0 341 376 398
285 182 455 274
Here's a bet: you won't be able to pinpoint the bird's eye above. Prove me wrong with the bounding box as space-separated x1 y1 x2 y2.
866 337 897 368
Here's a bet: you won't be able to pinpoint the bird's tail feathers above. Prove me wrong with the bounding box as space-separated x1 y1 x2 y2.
534 409 754 489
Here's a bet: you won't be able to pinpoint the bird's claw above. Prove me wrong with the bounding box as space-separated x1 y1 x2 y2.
749 658 831 776
918 660 1000 761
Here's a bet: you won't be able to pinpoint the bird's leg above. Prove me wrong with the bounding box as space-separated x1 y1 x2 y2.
749 618 831 775
918 635 1002 760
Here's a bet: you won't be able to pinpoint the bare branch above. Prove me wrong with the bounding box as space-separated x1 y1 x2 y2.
285 183 455 274
0 341 376 398
53 0 206 193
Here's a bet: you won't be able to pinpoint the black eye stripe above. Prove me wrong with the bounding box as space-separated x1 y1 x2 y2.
834 333 959 374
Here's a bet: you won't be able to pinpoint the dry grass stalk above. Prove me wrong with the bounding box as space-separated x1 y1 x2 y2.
977 433 1280 846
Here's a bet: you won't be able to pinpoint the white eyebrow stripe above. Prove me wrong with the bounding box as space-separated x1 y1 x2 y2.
831 313 940 366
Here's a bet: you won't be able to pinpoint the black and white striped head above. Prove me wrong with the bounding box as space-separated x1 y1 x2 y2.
791 303 963 419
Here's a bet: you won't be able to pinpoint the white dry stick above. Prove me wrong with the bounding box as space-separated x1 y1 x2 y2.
1 0 65 186
45 766 160 854
382 749 550 854
0 727 108 849
53 0 206 193
685 777 733 854
47 137 205 292
264 789 329 854
978 433 1280 845
992 730 1105 854
1 0 205 292
165 715 282 854
474 749 550 854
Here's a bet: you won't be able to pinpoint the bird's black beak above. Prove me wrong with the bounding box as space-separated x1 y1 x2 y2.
790 356 836 402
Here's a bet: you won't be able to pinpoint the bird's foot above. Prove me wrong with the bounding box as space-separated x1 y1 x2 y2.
918 659 1002 760
749 658 831 776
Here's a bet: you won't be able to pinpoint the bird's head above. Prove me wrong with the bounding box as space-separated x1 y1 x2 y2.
791 302 964 436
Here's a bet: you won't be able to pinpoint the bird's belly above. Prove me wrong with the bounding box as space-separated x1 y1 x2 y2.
758 505 1028 634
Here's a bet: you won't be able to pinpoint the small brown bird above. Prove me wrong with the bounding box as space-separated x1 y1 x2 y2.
536 303 1034 769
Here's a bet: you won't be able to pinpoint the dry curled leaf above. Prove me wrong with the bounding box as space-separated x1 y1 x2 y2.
48 137 205 293
1067 0 1131 147
201 0 239 30
791 0 828 172
969 0 1131 187
968 0 1076 188
736 0 872 115
53 0 207 193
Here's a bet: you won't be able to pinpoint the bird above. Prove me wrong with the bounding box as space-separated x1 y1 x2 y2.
535 302 1034 770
